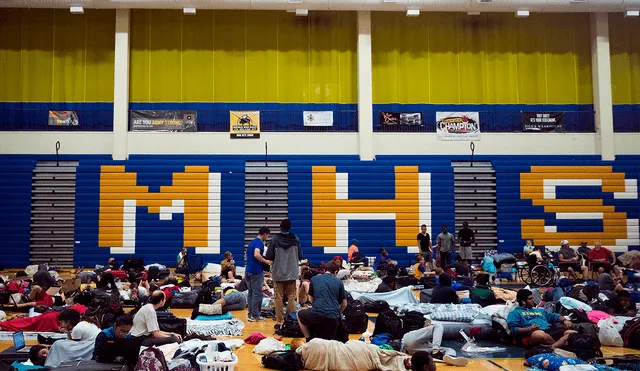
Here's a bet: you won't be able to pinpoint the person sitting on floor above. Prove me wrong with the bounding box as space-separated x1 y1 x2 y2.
470 273 497 307
402 319 469 366
444 255 471 277
12 285 54 308
29 345 49 366
374 248 397 271
413 255 427 280
97 272 117 290
221 261 236 282
298 266 313 305
33 264 57 291
376 274 398 293
57 308 101 341
297 261 347 342
583 284 609 312
221 251 234 270
430 273 459 304
131 290 182 346
557 240 589 280
608 290 637 317
214 286 248 312
507 289 575 349
93 314 134 362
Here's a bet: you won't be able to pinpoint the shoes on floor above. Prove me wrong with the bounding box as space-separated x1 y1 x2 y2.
248 316 265 322
443 355 469 367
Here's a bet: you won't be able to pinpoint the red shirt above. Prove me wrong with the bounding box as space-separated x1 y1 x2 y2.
35 292 54 307
589 247 612 262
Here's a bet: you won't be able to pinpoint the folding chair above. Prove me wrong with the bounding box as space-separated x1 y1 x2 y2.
185 254 205 283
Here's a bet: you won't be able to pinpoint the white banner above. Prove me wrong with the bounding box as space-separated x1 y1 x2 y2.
436 112 481 141
303 111 334 127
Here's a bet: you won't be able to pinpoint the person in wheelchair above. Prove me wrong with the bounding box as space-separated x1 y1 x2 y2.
557 240 589 280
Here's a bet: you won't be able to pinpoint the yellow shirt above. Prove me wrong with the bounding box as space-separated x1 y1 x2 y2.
413 263 426 280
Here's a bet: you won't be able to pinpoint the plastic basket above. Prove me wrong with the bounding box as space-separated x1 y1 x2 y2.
196 354 238 371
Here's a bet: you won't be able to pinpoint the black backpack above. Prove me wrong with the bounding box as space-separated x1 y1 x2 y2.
363 300 390 313
262 351 303 371
401 311 426 335
344 299 369 334
276 314 304 338
85 289 123 328
373 310 403 340
566 332 602 361
621 317 640 350
419 289 433 303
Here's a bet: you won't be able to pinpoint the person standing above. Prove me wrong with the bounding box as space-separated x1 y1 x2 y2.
436 225 455 267
457 222 475 265
416 224 433 270
266 219 303 329
245 227 273 322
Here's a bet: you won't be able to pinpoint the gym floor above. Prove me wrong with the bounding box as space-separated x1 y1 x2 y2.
1 270 639 371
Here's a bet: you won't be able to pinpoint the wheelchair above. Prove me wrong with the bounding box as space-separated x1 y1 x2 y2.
517 253 558 287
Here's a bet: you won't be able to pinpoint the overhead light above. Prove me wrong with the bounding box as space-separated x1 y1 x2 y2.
516 10 530 18
625 10 640 17
384 0 398 2
406 9 420 17
467 11 481 16
70 6 84 14
288 0 303 3
183 8 196 15
295 9 308 16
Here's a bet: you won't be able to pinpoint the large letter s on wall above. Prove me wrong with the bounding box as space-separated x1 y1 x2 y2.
520 166 639 251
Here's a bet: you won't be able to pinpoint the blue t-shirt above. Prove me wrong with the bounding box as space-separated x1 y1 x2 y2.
507 306 561 334
246 237 264 275
309 273 346 319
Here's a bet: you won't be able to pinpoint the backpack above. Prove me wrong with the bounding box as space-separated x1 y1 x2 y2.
621 317 640 349
343 298 369 334
204 276 222 291
85 289 124 328
135 347 167 371
565 332 603 361
563 308 589 324
262 351 303 371
401 311 426 335
419 289 433 303
363 300 390 313
276 314 304 338
419 276 436 289
373 310 403 340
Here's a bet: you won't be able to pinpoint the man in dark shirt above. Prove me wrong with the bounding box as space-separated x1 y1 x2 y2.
557 240 589 280
33 265 57 290
417 224 433 270
444 254 471 277
457 222 475 265
470 273 497 307
297 261 347 341
430 273 459 304
375 275 397 293
608 290 637 316
93 314 134 363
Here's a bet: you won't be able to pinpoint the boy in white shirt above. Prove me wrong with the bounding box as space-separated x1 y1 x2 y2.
57 308 100 341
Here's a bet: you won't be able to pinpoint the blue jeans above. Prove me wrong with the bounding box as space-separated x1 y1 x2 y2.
246 272 264 319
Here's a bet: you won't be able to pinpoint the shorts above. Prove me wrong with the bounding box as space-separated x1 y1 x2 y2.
547 322 569 341
521 335 533 347
591 262 611 273
297 309 340 340
559 263 581 272
421 251 433 262
460 245 473 260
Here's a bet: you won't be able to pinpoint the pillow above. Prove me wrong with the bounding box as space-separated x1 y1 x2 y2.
526 353 585 371
481 304 505 317
494 300 517 320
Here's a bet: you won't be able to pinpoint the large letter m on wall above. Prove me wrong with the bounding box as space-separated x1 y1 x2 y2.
98 166 221 254
312 166 431 254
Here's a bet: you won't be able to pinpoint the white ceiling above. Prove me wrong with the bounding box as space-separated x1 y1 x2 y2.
0 0 639 12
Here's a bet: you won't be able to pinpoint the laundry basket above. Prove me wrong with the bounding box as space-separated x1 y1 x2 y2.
196 354 238 371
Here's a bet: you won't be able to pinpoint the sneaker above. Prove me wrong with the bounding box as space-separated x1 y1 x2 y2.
443 355 469 367
248 317 265 322
431 350 446 363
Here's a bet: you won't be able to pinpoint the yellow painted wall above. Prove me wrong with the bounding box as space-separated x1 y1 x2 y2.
129 10 357 104
372 12 593 105
0 8 115 103
610 14 640 105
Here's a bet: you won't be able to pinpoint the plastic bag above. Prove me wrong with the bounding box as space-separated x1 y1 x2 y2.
459 329 506 353
598 317 624 347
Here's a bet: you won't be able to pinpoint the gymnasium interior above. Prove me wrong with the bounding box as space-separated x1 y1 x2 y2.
0 0 640 370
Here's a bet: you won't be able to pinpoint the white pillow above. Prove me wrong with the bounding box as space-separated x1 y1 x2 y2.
481 304 506 317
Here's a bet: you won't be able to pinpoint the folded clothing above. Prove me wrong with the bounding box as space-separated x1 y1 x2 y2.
195 313 234 321
245 332 266 345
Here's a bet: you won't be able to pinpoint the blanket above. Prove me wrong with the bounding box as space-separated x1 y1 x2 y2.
343 278 383 293
44 340 95 368
350 287 418 307
194 313 234 321
492 287 517 302
0 305 86 332
187 318 244 337
397 303 487 322
297 338 410 371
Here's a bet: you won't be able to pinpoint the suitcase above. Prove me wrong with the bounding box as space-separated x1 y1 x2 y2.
158 313 187 338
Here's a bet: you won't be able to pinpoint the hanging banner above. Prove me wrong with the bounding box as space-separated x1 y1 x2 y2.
303 111 334 127
436 112 481 141
48 111 79 126
130 110 197 132
522 112 565 132
400 112 423 126
380 111 423 126
230 111 260 138
379 111 401 126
